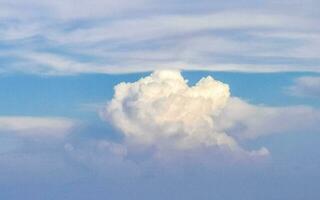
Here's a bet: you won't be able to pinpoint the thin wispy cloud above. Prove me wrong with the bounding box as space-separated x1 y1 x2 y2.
287 76 320 98
0 0 319 75
0 116 77 138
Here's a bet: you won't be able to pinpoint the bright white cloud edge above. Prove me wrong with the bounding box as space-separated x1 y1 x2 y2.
104 70 320 161
104 70 265 159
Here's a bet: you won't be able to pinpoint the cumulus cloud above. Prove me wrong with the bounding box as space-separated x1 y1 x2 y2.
105 70 269 158
0 116 76 138
286 76 320 98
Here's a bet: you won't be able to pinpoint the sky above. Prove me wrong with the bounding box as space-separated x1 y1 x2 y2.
0 0 320 199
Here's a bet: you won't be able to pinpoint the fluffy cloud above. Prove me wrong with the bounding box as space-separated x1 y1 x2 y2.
0 116 76 137
105 70 269 158
286 76 320 98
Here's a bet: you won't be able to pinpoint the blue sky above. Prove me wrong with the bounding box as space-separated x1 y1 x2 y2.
1 0 320 199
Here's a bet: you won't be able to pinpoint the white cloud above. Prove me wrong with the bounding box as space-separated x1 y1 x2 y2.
18 52 109 75
105 70 320 160
216 98 320 140
0 1 319 74
105 70 269 158
50 12 310 44
7 51 320 76
0 116 76 137
0 0 149 20
286 76 320 98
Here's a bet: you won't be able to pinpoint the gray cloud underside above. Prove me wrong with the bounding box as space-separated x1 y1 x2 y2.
0 95 319 200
